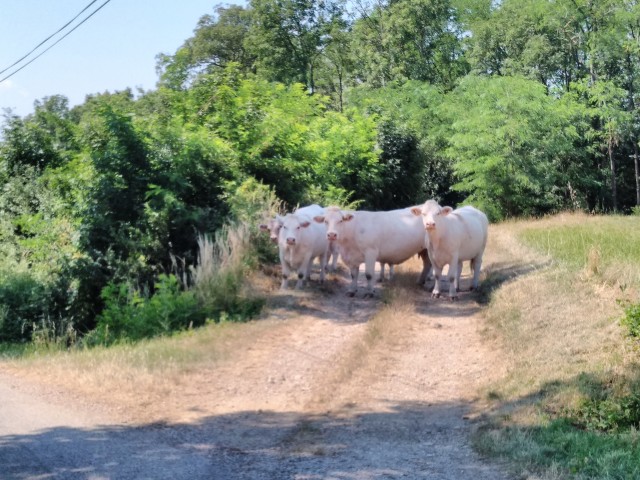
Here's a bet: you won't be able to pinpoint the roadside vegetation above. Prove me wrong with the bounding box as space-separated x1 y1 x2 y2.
476 213 640 480
2 1 640 475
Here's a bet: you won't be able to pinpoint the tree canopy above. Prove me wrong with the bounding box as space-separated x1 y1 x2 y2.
2 0 640 342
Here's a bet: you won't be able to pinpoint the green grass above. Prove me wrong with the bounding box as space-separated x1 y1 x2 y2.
519 215 640 286
477 214 640 480
476 420 640 480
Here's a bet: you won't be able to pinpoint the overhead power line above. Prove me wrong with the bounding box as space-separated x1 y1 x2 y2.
0 0 113 84
0 0 102 77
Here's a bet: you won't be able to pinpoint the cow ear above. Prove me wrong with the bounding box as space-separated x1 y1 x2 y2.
343 213 354 222
276 214 285 224
299 221 310 228
441 206 454 216
410 207 422 216
259 224 268 231
313 215 325 223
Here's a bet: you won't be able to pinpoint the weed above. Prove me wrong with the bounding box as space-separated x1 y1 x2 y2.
619 299 640 338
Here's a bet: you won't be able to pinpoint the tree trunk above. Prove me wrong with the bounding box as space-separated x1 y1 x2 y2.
609 138 617 212
634 140 640 206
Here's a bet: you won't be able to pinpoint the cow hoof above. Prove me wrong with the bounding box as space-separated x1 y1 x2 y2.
364 292 375 299
346 291 356 297
431 293 440 299
449 296 458 302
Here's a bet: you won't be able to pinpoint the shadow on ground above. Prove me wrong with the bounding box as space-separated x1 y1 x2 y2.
0 400 510 480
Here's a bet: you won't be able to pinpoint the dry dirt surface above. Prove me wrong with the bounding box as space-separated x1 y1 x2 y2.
0 258 512 479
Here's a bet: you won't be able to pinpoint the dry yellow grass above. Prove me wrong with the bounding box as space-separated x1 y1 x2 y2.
479 214 637 426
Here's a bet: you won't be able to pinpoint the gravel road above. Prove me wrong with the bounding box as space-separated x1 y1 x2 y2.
0 261 512 480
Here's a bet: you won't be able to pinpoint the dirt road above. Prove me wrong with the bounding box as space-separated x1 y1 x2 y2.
0 259 511 479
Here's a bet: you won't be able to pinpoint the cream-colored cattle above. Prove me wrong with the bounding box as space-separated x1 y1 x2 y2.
260 204 339 270
411 200 488 300
277 212 328 289
314 206 431 297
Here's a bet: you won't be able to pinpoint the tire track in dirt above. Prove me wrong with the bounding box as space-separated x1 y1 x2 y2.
0 260 512 479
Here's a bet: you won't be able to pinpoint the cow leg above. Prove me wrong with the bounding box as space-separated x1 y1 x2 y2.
280 258 291 290
318 251 327 284
417 250 432 286
448 254 460 300
304 257 313 281
471 255 483 290
328 246 338 273
431 263 443 298
363 254 377 297
378 262 386 282
455 260 463 292
347 265 359 297
297 252 314 289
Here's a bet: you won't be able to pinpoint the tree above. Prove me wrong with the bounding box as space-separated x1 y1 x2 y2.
351 0 467 88
440 75 584 220
156 5 255 90
246 0 346 92
581 79 632 212
1 96 77 173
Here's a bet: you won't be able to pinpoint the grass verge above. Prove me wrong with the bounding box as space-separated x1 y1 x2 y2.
475 213 640 480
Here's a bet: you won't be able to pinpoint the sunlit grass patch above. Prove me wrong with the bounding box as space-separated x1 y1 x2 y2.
518 213 640 288
476 214 640 480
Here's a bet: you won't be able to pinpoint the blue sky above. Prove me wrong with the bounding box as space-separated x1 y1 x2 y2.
0 0 229 117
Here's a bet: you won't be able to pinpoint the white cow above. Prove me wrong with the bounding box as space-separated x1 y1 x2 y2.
314 206 431 297
260 204 324 243
260 204 339 270
277 212 329 289
411 200 488 300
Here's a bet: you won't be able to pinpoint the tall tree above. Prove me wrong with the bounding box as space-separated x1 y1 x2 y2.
246 0 346 92
351 0 467 88
157 5 255 90
440 75 586 219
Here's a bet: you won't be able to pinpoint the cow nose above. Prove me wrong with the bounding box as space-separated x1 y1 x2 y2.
286 238 296 245
270 235 278 242
425 222 435 230
327 232 337 241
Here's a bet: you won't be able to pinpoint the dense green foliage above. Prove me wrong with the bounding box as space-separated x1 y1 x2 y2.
3 0 640 346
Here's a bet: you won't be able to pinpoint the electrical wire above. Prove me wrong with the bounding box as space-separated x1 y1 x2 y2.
0 0 102 76
0 0 113 84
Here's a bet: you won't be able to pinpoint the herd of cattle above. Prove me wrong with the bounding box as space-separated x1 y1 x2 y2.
259 201 489 300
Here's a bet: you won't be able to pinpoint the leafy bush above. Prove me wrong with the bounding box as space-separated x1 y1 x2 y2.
572 394 640 432
0 272 55 342
224 177 282 264
619 299 640 338
86 274 205 346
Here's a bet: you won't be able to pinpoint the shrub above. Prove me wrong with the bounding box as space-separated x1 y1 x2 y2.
619 299 640 338
86 274 205 346
224 176 282 264
572 394 640 432
191 225 264 321
0 272 52 342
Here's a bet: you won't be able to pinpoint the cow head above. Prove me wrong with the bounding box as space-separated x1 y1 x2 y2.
411 200 453 231
259 217 284 243
314 206 353 242
280 213 311 246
